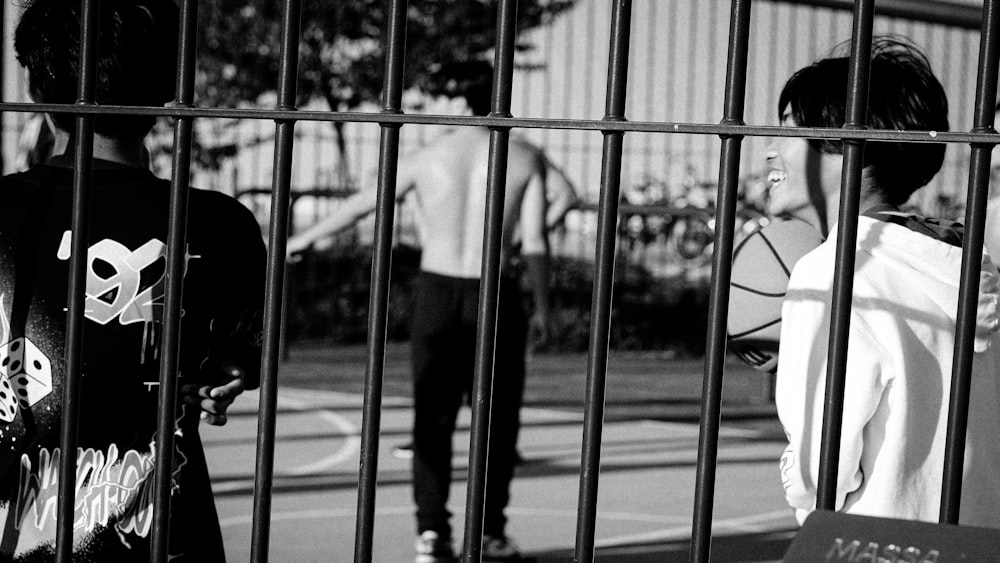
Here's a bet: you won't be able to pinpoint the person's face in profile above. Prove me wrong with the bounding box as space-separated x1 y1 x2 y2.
765 110 843 235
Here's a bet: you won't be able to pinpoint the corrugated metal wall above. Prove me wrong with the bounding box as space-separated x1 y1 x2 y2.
0 1 987 241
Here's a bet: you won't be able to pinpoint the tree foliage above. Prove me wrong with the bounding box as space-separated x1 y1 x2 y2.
197 0 577 110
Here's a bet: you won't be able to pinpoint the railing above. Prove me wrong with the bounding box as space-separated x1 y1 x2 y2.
1 0 997 562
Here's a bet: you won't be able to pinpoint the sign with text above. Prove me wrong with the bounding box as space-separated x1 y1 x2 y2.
782 511 1000 562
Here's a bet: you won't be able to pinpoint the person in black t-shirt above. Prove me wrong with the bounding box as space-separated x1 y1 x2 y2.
0 1 265 560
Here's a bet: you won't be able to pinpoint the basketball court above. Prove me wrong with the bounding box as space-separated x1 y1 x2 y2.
204 344 798 562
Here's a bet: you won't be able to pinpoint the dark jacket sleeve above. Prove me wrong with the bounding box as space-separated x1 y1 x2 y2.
207 194 266 390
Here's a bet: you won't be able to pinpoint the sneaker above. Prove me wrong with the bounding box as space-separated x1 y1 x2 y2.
482 534 522 562
415 530 456 563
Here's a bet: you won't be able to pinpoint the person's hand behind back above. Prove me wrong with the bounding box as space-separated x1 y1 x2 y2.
181 358 247 426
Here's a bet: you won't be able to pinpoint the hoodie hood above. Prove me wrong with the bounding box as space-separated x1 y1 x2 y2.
974 253 1000 352
846 216 1000 353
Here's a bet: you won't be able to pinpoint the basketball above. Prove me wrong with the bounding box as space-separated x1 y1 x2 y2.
727 219 824 373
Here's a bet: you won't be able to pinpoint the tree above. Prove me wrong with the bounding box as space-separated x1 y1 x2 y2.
197 0 576 110
189 1 575 178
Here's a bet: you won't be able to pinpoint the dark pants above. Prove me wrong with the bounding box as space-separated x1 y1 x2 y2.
410 271 527 539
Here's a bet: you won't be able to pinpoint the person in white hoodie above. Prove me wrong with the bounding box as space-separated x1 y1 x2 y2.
767 38 1000 527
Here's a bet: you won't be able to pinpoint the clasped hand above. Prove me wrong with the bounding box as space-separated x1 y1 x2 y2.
181 359 247 426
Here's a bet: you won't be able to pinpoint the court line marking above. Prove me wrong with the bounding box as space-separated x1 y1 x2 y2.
593 508 794 548
272 394 361 477
278 387 413 408
219 505 693 529
213 388 785 527
275 387 586 425
219 506 412 527
212 386 779 493
270 387 766 439
232 387 765 442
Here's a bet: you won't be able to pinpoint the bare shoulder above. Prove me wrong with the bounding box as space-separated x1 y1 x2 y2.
508 134 546 166
417 127 490 155
397 130 466 169
509 133 543 153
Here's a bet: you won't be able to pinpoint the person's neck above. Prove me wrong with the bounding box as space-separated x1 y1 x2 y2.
825 166 891 232
51 128 147 168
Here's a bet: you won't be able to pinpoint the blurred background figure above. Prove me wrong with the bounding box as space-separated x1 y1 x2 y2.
288 61 575 563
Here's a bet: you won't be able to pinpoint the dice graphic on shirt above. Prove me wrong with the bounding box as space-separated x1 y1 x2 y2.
0 377 16 423
0 337 53 422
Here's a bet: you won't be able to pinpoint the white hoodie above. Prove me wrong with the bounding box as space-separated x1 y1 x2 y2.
776 215 1000 527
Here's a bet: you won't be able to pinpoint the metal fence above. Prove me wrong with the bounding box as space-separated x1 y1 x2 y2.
1 0 998 562
115 0 989 297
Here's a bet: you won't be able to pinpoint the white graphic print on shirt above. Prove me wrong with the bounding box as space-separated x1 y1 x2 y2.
55 231 200 365
0 295 53 422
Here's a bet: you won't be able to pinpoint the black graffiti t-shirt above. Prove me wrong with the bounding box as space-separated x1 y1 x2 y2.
0 157 265 562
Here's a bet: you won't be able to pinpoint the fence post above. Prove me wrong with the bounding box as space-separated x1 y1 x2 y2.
574 2 632 562
354 1 409 560
940 0 1000 524
56 0 99 560
250 0 302 560
690 1 753 561
462 0 520 560
150 0 201 560
816 0 876 511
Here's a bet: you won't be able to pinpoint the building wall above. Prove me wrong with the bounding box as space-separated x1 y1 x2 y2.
512 0 981 213
217 0 984 243
2 1 32 173
0 1 988 234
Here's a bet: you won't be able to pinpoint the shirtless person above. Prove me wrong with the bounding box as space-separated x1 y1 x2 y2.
288 61 575 563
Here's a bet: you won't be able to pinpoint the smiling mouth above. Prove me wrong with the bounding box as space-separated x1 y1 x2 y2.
766 170 787 190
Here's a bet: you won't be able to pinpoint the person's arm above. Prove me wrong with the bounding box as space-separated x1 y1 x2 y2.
988 113 1000 260
986 191 1000 266
287 160 418 255
520 165 551 346
542 156 578 230
286 187 379 255
181 196 267 425
774 257 887 523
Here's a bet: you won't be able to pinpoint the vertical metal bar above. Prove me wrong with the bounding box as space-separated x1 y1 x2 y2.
643 2 656 173
684 2 698 166
150 0 199 560
250 0 301 560
0 1 4 175
941 0 1000 524
280 265 290 362
353 1 408 560
574 2 631 562
462 0 518 560
690 1 752 562
55 1 99 560
816 0 876 511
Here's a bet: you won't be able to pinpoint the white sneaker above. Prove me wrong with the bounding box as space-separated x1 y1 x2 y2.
482 534 522 562
415 530 456 563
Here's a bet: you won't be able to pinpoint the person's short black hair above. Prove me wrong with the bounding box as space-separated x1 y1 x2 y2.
425 60 494 117
778 37 949 205
15 0 178 140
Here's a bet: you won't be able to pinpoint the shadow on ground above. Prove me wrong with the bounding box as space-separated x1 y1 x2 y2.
530 529 796 562
279 343 780 423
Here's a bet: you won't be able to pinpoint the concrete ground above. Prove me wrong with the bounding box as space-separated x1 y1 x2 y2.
204 343 798 562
